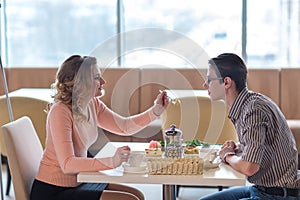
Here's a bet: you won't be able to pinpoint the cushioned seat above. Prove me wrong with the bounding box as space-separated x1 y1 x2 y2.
287 119 300 169
287 120 300 150
161 96 237 144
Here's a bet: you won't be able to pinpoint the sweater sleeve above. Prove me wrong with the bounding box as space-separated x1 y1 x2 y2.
48 104 115 174
94 98 158 136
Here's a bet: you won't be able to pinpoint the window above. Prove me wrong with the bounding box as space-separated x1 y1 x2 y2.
247 0 300 67
121 0 242 68
1 0 300 68
2 0 116 67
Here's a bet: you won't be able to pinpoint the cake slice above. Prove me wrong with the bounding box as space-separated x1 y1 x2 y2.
145 148 162 157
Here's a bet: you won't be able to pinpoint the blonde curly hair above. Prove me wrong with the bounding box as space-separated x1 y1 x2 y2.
52 55 97 121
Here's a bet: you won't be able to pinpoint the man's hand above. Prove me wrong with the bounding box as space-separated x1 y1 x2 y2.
219 140 236 163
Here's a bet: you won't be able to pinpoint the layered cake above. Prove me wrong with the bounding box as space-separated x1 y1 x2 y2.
145 148 163 157
145 140 163 157
184 145 199 155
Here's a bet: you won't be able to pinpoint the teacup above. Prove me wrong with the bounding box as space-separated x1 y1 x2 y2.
127 151 146 167
199 148 218 161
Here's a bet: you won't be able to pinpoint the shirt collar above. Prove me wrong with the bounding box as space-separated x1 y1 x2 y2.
228 87 249 122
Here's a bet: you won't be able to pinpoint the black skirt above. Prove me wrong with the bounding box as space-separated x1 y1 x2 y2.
30 179 108 200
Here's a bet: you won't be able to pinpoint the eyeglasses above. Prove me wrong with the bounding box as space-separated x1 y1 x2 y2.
206 77 223 84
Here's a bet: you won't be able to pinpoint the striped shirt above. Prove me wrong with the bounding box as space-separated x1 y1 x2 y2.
228 88 299 188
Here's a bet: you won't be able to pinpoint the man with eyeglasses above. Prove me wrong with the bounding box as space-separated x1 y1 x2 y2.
200 53 300 200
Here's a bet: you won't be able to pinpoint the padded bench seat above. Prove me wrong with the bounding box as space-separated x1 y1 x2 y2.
287 119 300 169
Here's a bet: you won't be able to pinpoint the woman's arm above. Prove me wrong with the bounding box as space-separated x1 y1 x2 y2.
96 91 168 135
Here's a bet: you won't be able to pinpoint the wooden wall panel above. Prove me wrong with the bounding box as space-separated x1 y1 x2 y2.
281 68 300 119
140 68 206 112
100 68 140 116
247 69 280 106
1 68 140 116
1 67 299 121
5 68 57 92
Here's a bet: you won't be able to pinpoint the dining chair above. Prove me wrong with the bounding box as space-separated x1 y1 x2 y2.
1 116 43 200
160 95 238 197
0 96 48 195
161 95 237 144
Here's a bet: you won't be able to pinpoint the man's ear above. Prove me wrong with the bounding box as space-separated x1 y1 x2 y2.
223 77 232 89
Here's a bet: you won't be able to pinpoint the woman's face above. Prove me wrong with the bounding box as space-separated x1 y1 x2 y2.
92 66 106 97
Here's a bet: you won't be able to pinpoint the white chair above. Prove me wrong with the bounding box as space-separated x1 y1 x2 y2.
0 96 48 195
1 116 43 200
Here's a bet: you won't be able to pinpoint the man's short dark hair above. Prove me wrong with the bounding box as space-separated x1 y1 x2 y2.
208 53 247 92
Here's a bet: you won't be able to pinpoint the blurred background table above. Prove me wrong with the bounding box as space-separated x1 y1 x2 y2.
5 88 53 102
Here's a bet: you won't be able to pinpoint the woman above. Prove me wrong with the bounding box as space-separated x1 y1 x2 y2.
30 55 169 200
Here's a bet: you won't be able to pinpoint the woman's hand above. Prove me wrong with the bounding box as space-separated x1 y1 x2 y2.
112 146 131 168
153 90 169 116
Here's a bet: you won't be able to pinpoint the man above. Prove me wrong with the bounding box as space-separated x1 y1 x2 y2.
200 53 300 200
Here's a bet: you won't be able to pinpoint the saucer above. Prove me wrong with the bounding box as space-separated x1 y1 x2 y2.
122 163 148 174
203 156 221 169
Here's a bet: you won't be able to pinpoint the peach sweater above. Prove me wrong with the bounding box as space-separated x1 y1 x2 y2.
36 97 157 187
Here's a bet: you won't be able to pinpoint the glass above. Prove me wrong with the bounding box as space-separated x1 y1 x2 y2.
247 0 300 67
164 124 183 158
247 0 280 67
122 0 242 68
206 77 223 84
4 0 300 68
5 0 116 67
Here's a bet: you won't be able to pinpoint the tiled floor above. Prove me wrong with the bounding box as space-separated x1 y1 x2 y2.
127 184 219 200
1 165 14 200
0 164 219 200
